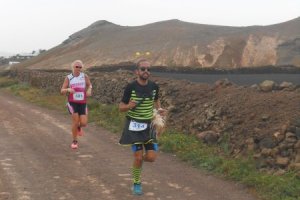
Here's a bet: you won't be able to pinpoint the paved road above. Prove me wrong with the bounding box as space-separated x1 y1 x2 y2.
0 91 258 200
152 72 300 85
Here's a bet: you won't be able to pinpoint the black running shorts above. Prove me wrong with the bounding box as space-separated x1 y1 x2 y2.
67 102 87 116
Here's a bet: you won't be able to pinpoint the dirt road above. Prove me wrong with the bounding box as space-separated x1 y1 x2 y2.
0 91 258 200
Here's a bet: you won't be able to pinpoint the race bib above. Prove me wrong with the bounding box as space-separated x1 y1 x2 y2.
73 92 84 101
129 120 148 131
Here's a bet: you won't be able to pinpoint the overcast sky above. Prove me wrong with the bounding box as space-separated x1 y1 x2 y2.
0 0 299 54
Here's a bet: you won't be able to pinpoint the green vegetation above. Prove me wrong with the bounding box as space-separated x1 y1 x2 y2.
8 83 66 111
1 76 299 200
159 132 300 200
88 98 125 133
0 76 18 88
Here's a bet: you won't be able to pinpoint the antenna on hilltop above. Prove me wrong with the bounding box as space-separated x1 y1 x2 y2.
134 51 151 58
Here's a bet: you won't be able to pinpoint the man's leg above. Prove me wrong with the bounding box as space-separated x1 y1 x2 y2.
132 144 143 195
143 143 158 162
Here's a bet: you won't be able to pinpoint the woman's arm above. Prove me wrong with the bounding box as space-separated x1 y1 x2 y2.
60 77 73 95
85 74 92 96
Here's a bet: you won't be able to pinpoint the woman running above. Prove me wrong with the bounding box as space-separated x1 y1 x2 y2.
60 60 92 149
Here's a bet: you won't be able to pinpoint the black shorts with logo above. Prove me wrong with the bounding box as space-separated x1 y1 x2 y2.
67 102 87 116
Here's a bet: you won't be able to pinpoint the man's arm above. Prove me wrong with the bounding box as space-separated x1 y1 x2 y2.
154 100 161 110
154 100 167 116
154 85 167 115
119 101 137 112
119 83 137 112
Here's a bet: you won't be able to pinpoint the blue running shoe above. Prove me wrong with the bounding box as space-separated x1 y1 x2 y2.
132 183 143 195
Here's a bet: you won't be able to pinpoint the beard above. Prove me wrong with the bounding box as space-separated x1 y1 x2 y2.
139 73 149 80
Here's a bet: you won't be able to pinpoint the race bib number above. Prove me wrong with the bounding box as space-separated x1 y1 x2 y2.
73 92 84 101
129 120 147 131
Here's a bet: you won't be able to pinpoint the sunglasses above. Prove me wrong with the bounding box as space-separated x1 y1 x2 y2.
75 66 82 69
139 67 150 72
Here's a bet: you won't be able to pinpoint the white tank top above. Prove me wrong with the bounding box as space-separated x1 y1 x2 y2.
67 72 87 104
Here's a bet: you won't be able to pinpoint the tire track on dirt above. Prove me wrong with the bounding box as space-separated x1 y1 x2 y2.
0 91 258 200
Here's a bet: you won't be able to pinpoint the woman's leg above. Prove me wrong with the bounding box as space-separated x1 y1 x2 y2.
71 113 80 140
79 114 88 128
77 104 88 136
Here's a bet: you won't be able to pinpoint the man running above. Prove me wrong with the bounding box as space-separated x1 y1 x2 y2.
119 59 166 195
61 60 92 149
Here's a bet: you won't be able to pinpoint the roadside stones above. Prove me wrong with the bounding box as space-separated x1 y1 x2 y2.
245 138 255 151
258 80 296 92
276 156 289 167
196 130 220 144
259 80 275 92
279 81 294 90
273 131 285 143
295 141 300 149
214 78 232 88
259 136 276 149
261 114 270 121
295 127 300 139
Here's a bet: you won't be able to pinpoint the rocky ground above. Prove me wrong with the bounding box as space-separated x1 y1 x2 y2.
157 77 300 173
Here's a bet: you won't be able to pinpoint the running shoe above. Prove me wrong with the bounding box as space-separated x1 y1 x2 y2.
77 127 84 136
132 183 143 195
71 140 78 149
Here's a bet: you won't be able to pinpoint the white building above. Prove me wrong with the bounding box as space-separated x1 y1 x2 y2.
9 61 20 65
